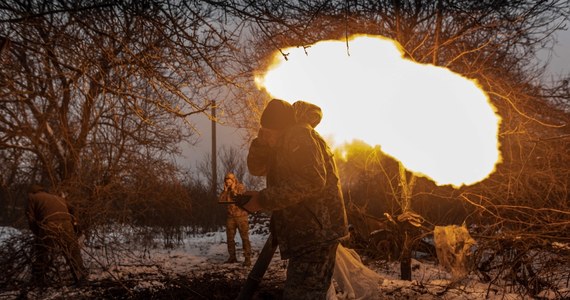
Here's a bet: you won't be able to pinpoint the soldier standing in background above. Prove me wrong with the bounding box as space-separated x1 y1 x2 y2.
218 172 252 266
26 184 86 286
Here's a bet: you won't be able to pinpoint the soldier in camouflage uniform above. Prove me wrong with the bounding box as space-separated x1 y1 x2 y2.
245 99 349 299
26 184 86 286
218 172 252 266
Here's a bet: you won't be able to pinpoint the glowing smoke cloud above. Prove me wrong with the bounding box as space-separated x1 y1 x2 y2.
255 35 501 187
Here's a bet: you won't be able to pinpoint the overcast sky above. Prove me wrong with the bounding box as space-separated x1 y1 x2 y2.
541 25 570 77
179 27 570 172
179 115 248 171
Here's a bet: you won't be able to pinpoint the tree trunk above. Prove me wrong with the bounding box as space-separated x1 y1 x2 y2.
400 229 412 280
398 163 416 280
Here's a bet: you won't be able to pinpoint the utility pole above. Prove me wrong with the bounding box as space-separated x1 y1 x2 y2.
211 100 217 196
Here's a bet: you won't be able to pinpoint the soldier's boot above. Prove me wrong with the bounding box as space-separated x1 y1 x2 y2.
225 241 237 263
242 238 252 266
243 256 251 267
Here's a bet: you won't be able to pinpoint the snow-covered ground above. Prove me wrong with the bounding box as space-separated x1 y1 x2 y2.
0 224 567 299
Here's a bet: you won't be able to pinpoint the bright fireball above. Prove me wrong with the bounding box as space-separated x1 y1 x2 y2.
255 34 501 187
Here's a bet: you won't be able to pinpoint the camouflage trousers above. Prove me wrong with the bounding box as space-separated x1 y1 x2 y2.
282 242 339 300
32 220 86 285
226 216 251 260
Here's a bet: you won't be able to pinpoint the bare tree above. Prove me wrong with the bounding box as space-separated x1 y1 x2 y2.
0 1 250 227
1 0 568 293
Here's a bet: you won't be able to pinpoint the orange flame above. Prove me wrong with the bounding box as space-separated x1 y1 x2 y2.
255 34 501 187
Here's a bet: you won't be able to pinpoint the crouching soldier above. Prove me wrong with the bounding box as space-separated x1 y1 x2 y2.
26 184 87 286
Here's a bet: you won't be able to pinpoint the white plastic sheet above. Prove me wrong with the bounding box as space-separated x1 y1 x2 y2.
328 244 384 299
434 224 476 281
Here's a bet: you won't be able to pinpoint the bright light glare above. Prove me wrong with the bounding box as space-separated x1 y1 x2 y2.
255 34 501 187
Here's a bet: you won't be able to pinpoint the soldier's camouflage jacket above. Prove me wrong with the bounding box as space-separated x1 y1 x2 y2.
218 182 248 218
248 101 348 259
27 191 73 235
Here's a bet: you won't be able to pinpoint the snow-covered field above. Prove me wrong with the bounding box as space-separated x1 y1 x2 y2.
0 224 567 299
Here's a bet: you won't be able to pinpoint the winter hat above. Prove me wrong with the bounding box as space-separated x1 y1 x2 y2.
260 99 295 130
293 100 322 128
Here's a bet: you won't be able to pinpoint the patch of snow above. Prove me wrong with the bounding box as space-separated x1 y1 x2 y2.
1 225 568 300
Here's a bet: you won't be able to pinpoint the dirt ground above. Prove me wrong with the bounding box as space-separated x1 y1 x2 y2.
7 271 285 300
